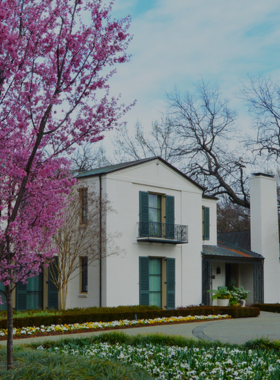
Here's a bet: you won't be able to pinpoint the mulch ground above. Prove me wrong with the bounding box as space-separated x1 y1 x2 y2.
0 317 230 341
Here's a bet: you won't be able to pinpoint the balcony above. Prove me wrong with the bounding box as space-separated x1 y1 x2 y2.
137 222 188 244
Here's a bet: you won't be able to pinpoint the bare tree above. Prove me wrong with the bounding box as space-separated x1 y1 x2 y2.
166 82 251 208
240 75 280 161
109 82 251 208
71 143 111 173
112 119 180 165
48 183 121 310
217 197 250 234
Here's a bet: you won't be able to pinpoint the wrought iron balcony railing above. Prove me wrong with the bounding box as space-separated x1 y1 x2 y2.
137 222 188 244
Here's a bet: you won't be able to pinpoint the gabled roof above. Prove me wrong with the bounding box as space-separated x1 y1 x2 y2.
76 156 205 191
202 240 263 260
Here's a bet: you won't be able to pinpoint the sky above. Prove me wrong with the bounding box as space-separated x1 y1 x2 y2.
100 0 280 147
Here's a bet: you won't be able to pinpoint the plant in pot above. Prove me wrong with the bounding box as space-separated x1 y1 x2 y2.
232 286 250 307
208 287 231 306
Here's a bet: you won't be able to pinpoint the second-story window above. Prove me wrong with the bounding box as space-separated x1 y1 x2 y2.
80 188 88 224
139 191 174 239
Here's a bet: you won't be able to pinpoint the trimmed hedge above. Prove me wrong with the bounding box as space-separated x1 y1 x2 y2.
0 305 160 319
0 306 260 329
253 303 280 313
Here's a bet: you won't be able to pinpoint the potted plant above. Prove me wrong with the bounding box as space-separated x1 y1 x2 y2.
208 287 231 306
232 286 250 307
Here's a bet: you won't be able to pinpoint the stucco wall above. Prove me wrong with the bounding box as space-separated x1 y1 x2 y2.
65 176 102 309
65 159 219 309
104 159 206 308
238 264 254 304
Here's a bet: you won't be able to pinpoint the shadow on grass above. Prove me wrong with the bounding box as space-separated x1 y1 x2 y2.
0 346 153 380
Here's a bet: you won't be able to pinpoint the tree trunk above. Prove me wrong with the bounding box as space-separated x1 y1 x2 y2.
5 285 13 370
59 284 68 310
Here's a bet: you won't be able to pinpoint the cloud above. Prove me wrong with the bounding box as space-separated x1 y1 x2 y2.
107 0 280 140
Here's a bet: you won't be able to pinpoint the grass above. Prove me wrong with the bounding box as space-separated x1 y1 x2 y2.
0 345 153 380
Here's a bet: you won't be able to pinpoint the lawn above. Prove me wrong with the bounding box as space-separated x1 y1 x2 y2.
1 333 280 379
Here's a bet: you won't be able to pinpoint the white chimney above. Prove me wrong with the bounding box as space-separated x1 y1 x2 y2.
250 173 280 303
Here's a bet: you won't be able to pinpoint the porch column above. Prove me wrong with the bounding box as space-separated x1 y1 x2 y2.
202 257 212 306
253 260 264 304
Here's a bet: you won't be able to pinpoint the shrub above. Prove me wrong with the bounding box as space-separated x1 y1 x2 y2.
253 303 280 313
245 338 280 352
0 306 260 329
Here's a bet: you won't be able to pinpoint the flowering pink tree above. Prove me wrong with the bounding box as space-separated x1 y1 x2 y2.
0 0 132 369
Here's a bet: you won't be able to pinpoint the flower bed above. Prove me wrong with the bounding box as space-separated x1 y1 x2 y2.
47 341 280 379
0 314 230 340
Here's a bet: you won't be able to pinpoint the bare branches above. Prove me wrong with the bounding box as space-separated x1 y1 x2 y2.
112 119 181 165
240 76 280 160
109 81 251 208
71 143 111 172
217 197 250 233
48 183 122 309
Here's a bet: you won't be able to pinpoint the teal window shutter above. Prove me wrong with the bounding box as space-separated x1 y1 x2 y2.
203 207 210 240
139 191 149 237
165 195 175 239
0 282 6 311
139 257 149 305
16 282 27 311
48 257 59 310
166 258 175 309
26 273 43 310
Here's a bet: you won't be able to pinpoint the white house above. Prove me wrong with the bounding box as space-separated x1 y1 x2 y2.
65 158 280 309
1 157 279 311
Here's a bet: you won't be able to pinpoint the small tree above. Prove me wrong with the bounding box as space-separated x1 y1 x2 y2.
48 184 121 310
0 0 131 369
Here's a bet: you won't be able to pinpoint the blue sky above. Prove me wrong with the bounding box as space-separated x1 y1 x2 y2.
104 0 280 142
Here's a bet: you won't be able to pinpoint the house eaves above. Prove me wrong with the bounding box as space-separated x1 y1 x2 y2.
75 156 205 191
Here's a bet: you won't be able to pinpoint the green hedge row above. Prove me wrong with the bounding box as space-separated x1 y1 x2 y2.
0 306 260 329
62 305 161 314
0 305 160 319
253 303 280 313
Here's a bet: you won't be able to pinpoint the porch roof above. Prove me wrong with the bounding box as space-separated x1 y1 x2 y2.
202 240 264 259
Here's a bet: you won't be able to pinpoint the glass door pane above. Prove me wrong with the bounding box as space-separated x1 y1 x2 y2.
149 258 162 308
148 194 161 237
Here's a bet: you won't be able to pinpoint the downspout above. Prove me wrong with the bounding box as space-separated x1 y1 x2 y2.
99 174 102 307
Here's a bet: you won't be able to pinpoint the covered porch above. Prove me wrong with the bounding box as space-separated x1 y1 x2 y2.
202 241 264 305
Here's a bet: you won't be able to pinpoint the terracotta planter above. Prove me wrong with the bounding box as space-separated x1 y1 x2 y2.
217 298 229 307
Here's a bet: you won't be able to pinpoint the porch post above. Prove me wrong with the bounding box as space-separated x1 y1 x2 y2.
253 260 264 303
202 257 212 306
